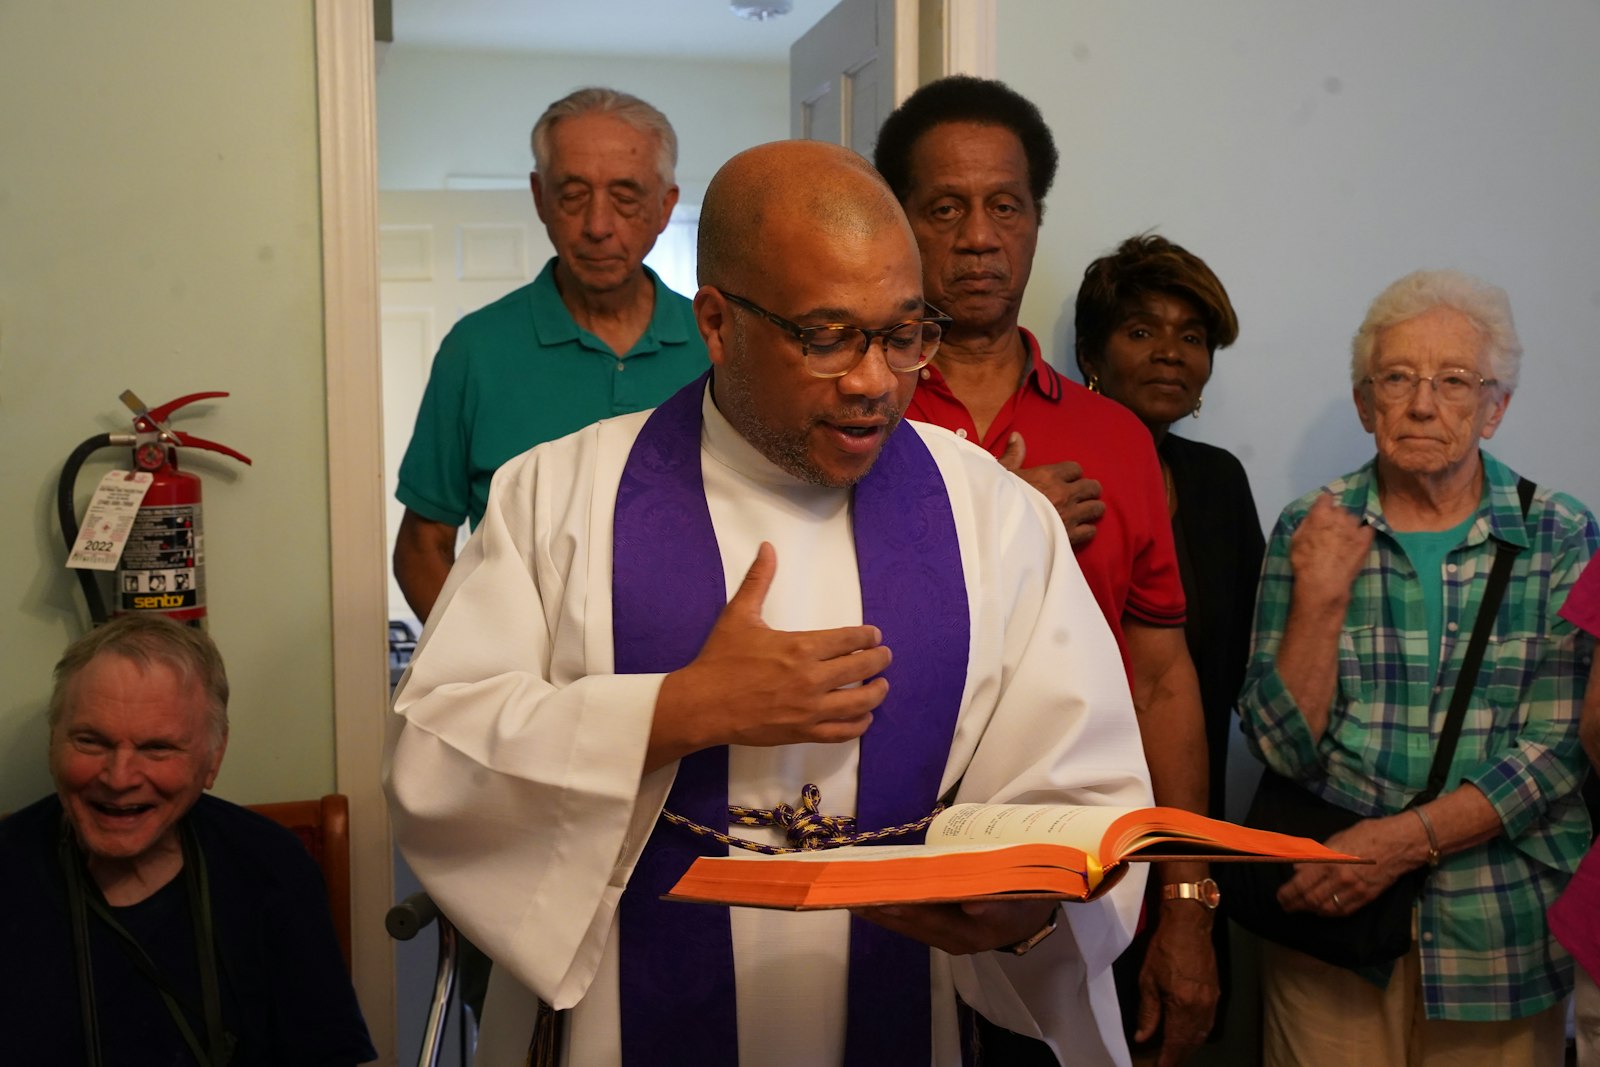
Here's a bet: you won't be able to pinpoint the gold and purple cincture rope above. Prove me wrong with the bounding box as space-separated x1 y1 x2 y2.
661 782 945 855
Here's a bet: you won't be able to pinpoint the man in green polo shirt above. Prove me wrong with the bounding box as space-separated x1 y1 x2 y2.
394 87 709 620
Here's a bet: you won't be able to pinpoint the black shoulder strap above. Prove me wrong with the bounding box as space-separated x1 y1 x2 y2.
1419 477 1536 803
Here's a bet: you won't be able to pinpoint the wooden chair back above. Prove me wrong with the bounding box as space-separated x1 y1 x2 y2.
247 793 353 973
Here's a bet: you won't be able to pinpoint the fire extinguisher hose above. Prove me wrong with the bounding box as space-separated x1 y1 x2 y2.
58 434 118 626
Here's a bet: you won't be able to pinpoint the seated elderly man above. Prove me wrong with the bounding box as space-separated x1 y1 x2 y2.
0 615 375 1066
387 139 1151 1066
1238 269 1598 1066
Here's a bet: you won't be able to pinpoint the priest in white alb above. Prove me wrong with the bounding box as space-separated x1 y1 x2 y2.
385 139 1153 1067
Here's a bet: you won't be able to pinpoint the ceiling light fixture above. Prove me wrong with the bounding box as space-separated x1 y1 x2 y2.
730 1 793 21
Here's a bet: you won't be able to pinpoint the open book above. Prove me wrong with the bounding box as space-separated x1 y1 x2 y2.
664 803 1362 910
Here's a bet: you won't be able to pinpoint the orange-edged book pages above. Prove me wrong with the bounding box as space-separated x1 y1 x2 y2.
664 802 1363 911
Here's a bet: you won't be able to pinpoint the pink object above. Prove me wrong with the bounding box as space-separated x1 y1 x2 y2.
1552 562 1600 979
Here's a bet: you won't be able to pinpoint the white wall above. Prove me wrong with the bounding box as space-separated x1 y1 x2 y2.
377 46 789 199
999 0 1600 524
0 4 336 811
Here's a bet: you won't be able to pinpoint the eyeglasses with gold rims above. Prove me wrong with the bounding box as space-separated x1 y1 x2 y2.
1363 367 1499 405
719 290 953 378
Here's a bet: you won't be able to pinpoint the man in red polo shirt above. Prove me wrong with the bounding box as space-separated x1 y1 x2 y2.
875 78 1217 1067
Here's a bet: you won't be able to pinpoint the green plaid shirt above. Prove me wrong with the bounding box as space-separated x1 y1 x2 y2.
1240 451 1598 1020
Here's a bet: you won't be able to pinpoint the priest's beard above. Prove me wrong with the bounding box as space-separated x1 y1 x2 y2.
716 315 901 488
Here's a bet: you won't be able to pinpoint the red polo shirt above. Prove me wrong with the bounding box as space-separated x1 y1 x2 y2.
907 328 1185 664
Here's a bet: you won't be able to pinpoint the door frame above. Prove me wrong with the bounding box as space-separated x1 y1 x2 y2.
313 1 394 1060
940 0 996 77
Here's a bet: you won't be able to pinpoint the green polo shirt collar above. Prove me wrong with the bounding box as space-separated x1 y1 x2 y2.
527 257 693 357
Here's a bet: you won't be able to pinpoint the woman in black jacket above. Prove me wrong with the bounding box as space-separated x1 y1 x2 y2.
1075 233 1263 1059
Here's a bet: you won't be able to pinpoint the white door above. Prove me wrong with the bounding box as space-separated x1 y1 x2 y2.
377 189 545 622
790 0 917 156
789 0 996 156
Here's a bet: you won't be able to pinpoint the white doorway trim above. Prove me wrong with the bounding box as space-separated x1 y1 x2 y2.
314 0 395 1060
942 0 997 78
894 0 920 100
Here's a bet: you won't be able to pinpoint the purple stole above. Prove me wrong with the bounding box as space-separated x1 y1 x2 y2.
613 375 970 1065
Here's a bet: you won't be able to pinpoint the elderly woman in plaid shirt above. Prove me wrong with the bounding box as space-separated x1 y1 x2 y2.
1238 269 1598 1067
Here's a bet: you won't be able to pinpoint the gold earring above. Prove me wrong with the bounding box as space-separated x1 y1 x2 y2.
1191 394 1203 418
1087 375 1101 394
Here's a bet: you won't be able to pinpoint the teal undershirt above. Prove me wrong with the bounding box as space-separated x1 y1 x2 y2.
1391 515 1476 674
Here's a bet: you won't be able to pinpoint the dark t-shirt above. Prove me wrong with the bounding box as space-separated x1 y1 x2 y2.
0 794 376 1066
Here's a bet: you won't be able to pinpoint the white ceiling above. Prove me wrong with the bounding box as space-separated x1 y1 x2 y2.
393 0 835 62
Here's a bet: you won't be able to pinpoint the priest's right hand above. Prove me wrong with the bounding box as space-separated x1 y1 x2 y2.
646 542 892 772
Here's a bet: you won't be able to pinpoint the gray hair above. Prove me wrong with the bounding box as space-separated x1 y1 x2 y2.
1350 269 1522 393
49 615 230 749
530 87 678 190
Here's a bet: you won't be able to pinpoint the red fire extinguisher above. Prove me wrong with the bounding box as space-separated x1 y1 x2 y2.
59 390 252 626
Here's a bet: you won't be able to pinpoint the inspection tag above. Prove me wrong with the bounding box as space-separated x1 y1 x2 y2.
67 471 154 570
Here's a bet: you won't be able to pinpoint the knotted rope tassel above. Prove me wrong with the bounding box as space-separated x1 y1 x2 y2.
662 783 944 855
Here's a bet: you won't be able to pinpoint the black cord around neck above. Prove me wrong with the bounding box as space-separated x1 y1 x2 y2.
59 816 236 1066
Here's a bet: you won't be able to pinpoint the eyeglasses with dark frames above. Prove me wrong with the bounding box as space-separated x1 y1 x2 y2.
719 290 953 378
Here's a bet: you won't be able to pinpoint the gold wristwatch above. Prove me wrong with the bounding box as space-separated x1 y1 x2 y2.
1161 878 1220 910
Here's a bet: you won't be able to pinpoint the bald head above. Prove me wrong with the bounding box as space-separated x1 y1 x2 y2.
693 140 927 489
698 140 915 292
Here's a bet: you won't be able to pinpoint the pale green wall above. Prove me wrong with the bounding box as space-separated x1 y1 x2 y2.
0 3 335 810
